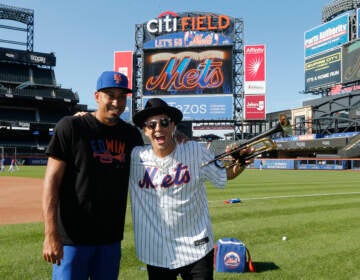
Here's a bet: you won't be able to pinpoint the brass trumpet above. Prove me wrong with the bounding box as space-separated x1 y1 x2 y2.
201 114 292 168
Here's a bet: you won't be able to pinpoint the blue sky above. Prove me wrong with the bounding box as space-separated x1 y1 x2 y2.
1 0 331 112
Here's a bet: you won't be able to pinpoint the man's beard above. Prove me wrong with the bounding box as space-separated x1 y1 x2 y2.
107 116 119 124
106 105 122 123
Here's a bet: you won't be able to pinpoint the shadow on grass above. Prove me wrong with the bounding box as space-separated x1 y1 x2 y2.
251 261 279 272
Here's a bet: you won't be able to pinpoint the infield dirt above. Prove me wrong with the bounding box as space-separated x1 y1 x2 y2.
0 177 43 225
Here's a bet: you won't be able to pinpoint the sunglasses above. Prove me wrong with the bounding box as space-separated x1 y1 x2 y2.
144 118 172 130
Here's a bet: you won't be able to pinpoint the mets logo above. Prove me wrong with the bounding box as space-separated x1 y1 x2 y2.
223 251 241 268
114 73 122 84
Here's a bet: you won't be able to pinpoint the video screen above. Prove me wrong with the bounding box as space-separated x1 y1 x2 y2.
143 46 232 95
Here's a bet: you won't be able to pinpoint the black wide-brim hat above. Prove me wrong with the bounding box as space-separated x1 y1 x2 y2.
133 98 183 128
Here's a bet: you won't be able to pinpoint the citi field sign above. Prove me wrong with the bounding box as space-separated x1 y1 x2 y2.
142 11 234 48
146 11 231 34
140 11 235 120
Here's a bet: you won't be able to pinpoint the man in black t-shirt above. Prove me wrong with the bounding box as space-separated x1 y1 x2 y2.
42 71 143 279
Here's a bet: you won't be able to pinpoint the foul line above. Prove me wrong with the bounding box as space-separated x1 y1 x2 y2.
209 191 360 204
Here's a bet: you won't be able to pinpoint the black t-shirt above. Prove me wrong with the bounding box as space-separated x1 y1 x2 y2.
46 114 143 245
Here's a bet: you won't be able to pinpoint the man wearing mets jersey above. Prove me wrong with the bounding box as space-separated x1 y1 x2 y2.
129 98 253 280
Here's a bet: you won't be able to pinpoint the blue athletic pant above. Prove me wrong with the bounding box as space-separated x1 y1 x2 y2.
52 242 121 280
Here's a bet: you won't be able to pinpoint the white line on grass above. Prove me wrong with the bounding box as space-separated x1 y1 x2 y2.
209 191 360 204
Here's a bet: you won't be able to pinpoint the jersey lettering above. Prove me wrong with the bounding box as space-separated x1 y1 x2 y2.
138 163 190 189
138 167 158 189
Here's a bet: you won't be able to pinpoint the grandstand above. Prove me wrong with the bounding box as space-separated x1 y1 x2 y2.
0 4 87 164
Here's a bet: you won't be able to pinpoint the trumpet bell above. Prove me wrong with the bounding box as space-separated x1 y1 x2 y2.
223 138 277 168
202 138 277 168
249 138 277 155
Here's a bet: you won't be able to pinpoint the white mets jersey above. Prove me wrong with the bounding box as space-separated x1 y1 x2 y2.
129 141 227 269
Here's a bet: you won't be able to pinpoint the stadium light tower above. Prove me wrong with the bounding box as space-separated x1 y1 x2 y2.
322 0 360 22
0 4 34 51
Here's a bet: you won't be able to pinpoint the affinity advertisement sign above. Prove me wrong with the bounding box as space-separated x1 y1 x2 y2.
342 40 360 84
142 95 233 121
244 95 266 120
304 14 349 58
304 48 341 91
143 47 232 95
244 44 266 94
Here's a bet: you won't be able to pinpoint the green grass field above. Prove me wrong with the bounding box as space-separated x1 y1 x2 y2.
0 167 359 279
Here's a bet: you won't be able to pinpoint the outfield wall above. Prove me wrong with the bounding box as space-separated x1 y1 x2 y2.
254 158 360 170
3 155 360 170
1 156 47 166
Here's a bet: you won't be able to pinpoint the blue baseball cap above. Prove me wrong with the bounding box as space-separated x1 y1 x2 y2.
96 71 132 93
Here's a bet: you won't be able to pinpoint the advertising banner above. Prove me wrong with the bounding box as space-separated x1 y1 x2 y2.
0 47 56 66
304 48 341 91
244 95 265 120
342 40 360 84
357 8 360 39
244 44 266 94
114 51 133 122
254 159 294 169
142 95 233 121
144 31 233 49
298 162 346 170
143 47 232 95
304 14 349 58
114 51 133 89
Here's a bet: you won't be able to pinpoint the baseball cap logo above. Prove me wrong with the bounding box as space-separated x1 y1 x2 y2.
114 73 122 84
97 71 131 92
